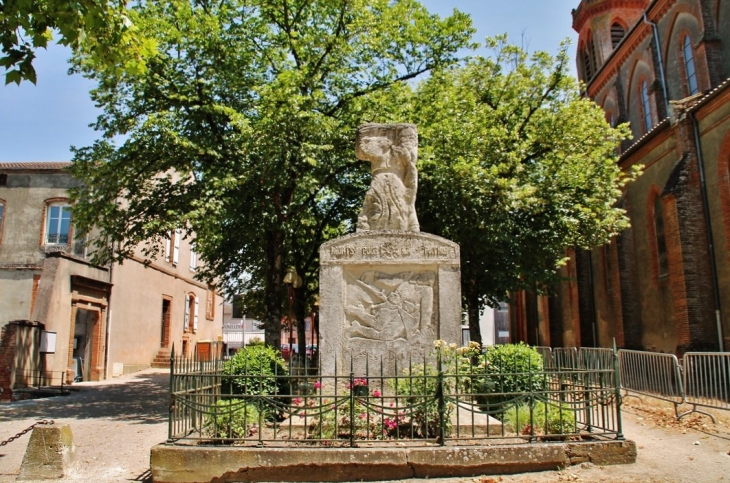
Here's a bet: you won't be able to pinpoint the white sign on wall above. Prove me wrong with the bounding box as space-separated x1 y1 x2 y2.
40 331 57 353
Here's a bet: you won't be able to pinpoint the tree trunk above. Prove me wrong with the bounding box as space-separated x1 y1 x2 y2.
263 230 284 349
466 276 483 346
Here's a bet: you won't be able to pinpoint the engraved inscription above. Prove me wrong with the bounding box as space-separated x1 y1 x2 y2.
420 245 456 258
329 246 356 259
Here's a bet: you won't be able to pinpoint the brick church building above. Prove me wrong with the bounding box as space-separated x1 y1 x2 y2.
511 0 730 355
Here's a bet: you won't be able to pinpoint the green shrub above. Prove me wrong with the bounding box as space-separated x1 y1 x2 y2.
472 343 547 411
204 399 261 439
502 402 576 436
221 344 289 417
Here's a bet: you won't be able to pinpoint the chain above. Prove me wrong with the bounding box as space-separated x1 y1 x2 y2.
0 420 54 447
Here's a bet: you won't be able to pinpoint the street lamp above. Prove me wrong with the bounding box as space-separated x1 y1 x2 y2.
283 267 302 362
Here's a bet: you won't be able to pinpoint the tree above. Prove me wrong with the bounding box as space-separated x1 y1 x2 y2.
69 0 474 348
0 0 155 84
412 37 634 343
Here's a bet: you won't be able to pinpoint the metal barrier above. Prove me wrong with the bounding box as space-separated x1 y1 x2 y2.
539 346 730 421
680 352 730 422
553 347 580 370
533 346 554 369
618 350 684 414
579 348 614 371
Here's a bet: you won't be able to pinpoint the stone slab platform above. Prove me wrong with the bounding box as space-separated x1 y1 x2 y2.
150 440 636 483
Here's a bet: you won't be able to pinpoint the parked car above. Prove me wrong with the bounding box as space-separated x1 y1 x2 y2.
280 343 299 361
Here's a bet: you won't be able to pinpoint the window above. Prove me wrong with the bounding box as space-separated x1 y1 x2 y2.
654 196 668 277
641 80 653 132
682 35 699 95
45 203 72 245
611 23 626 48
184 293 198 333
189 246 197 271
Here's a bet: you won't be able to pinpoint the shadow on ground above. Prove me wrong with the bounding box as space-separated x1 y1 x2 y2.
0 371 169 424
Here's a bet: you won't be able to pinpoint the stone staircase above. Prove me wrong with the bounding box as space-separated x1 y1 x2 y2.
151 347 172 368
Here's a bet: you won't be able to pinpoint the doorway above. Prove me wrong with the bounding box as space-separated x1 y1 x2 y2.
161 297 172 348
72 308 99 382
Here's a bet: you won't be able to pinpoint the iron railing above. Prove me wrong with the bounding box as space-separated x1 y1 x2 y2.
12 370 67 390
167 347 623 447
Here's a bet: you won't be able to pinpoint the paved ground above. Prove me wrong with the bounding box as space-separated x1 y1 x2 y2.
0 368 728 483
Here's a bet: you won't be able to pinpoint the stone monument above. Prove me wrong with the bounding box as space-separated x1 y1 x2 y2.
319 123 461 375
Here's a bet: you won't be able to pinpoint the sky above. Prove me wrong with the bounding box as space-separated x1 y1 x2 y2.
0 1 579 162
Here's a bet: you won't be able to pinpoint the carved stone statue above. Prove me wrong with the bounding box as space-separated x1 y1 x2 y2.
356 123 420 232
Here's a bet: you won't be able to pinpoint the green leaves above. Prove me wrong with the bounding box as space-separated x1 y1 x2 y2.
1 0 156 84
69 0 473 345
413 37 633 329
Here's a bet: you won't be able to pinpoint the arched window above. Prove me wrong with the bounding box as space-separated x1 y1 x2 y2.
581 33 599 81
654 196 668 277
611 23 626 48
641 80 653 132
682 35 699 95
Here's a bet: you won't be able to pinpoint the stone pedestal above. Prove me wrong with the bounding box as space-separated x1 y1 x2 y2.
17 424 75 480
319 231 461 376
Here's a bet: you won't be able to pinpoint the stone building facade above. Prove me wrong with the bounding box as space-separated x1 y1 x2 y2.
511 0 730 355
0 163 222 397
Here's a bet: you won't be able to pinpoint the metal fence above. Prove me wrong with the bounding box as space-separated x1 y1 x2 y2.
680 352 730 422
537 347 729 421
12 370 67 390
167 347 623 447
617 350 684 410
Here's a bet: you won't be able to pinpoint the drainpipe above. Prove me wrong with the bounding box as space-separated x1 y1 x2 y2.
103 241 115 379
689 111 725 351
643 13 669 116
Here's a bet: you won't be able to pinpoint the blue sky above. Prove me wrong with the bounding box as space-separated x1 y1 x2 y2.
0 1 579 162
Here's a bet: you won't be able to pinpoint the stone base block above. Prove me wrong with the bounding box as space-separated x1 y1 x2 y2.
150 439 637 483
17 424 75 480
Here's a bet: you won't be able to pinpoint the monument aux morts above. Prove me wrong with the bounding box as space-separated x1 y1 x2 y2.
319 123 462 375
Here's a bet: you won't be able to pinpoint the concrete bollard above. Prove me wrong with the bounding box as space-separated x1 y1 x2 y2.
17 424 75 480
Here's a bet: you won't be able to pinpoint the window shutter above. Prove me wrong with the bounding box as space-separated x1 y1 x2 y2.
184 293 190 331
173 229 181 264
165 237 171 262
194 298 199 332
190 248 197 270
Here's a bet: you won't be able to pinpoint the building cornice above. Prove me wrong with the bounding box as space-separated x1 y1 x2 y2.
572 0 649 33
0 162 71 172
130 255 209 290
618 118 673 170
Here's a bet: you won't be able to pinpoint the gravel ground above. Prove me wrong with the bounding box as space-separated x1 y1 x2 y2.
0 368 729 483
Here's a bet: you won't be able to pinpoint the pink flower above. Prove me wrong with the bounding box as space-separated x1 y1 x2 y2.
314 381 322 389
293 398 302 405
373 390 381 397
358 412 366 419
